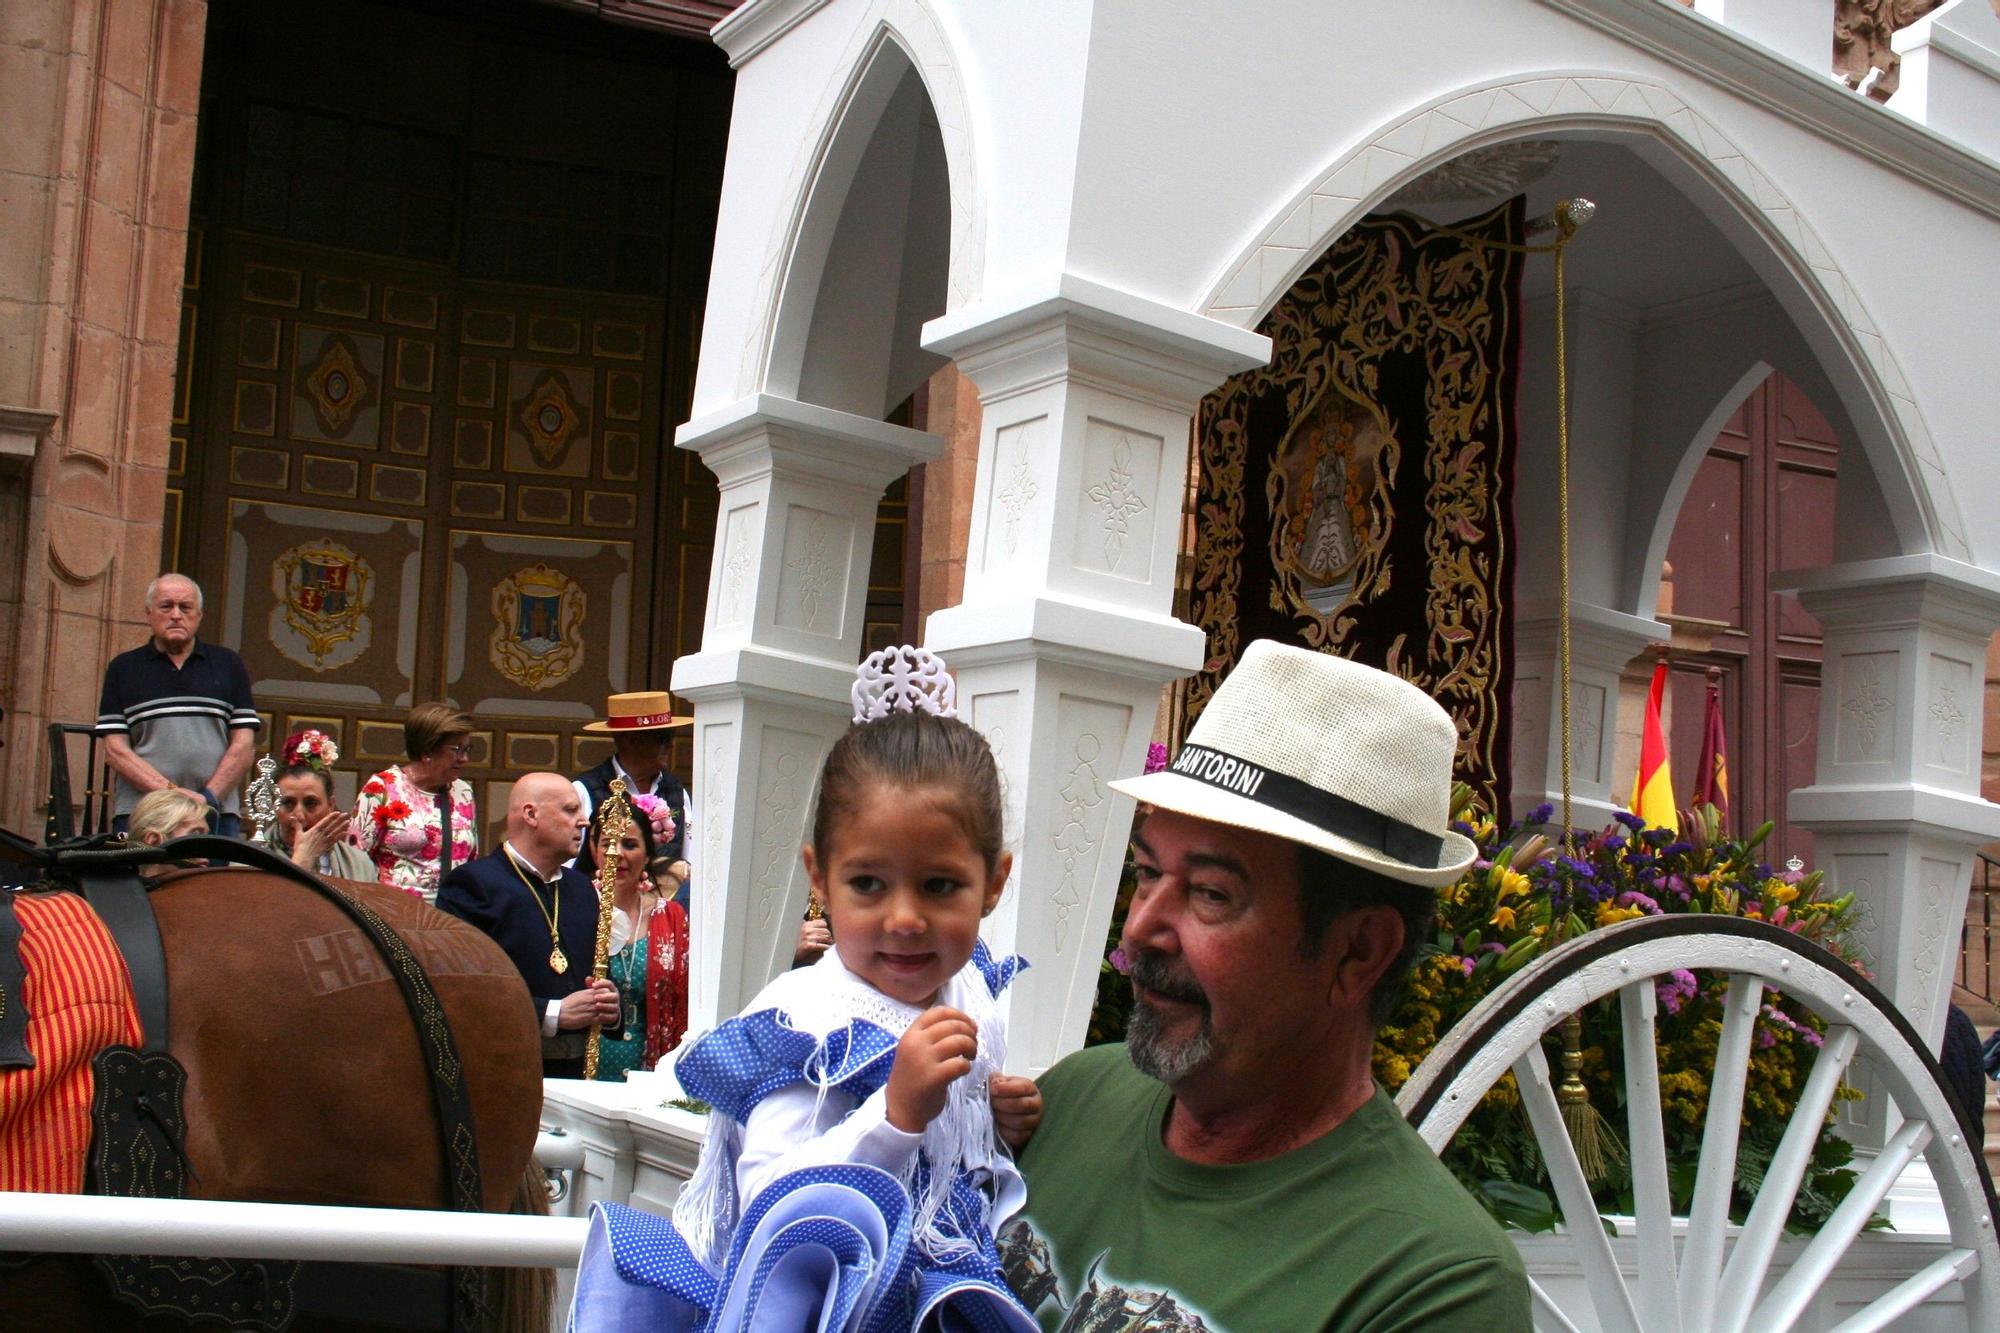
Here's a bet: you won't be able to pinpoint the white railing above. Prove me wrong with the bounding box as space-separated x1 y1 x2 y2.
0 1193 587 1269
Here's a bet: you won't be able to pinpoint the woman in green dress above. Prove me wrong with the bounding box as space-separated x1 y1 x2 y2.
589 793 689 1081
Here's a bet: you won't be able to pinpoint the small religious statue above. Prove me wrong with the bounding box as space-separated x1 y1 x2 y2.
245 755 280 849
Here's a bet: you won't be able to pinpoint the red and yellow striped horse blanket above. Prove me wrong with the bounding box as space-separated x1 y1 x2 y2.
0 892 142 1193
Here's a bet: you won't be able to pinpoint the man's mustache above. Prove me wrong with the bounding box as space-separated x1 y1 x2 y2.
1128 952 1207 1008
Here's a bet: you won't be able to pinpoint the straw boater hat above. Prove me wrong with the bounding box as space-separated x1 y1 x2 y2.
1111 640 1477 888
581 690 694 735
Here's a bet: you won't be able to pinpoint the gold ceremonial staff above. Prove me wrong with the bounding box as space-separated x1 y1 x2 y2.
582 776 633 1080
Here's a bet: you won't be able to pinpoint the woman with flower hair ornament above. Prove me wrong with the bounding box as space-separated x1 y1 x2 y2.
276 729 372 881
589 791 690 1080
570 646 1042 1332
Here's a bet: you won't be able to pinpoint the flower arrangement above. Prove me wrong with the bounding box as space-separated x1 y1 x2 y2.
282 728 340 772
1371 788 1868 1233
1087 786 1870 1233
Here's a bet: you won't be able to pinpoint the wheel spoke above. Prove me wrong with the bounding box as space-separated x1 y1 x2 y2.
1619 981 1679 1331
1515 1042 1642 1333
1677 971 1762 1327
1825 1249 1979 1333
1750 1118 1932 1331
1712 1025 1860 1332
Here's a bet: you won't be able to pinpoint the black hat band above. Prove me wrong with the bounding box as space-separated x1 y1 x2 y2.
1166 742 1445 867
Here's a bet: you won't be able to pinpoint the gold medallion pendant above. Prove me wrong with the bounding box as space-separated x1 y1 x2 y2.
550 947 569 975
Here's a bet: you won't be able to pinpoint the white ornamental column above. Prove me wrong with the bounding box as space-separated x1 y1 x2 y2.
921 275 1269 1077
671 394 938 1036
1779 555 2000 1062
1510 600 1668 829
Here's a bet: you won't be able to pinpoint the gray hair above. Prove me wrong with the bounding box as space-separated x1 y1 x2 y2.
146 573 204 611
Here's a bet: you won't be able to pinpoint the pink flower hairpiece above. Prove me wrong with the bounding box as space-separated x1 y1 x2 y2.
628 791 677 845
851 645 957 723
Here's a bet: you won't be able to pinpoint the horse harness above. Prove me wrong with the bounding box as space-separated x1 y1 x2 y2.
5 836 492 1331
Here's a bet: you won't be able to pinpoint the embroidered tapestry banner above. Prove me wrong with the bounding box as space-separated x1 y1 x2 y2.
1186 200 1524 816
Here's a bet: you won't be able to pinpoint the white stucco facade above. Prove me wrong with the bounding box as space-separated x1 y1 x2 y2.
668 0 2000 1082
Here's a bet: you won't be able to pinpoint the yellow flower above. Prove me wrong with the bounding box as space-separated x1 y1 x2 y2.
1489 905 1517 931
1767 879 1800 906
1497 868 1531 901
1595 902 1644 928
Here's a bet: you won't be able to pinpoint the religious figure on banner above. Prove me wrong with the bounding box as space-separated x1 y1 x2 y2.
1273 389 1394 607
269 540 372 671
492 562 586 690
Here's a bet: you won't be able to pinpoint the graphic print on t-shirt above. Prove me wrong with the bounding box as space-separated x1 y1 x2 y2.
1000 1219 1215 1332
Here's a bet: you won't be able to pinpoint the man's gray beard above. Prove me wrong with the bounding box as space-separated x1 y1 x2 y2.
1126 996 1215 1084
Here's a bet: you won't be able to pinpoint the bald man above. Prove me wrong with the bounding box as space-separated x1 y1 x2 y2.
436 772 620 1077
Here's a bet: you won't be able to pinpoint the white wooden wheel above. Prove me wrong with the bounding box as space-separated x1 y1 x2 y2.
1396 915 1999 1333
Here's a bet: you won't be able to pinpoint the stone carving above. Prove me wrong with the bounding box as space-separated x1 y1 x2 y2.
1908 859 1954 1037
720 508 754 628
1834 0 1946 102
1084 436 1149 572
1049 733 1107 954
703 731 730 891
1928 682 1966 766
782 511 837 633
1575 682 1605 783
489 563 586 690
1838 654 1893 762
752 744 808 928
996 426 1038 560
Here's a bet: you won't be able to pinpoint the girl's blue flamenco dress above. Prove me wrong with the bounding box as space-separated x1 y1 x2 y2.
569 940 1038 1333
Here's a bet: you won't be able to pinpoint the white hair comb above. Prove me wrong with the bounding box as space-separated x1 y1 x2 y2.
851 645 957 723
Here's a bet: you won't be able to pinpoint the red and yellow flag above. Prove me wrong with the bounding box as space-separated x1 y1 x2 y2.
1629 657 1678 833
1691 670 1729 830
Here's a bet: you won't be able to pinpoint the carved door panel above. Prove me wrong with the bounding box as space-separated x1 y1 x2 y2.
184 236 665 845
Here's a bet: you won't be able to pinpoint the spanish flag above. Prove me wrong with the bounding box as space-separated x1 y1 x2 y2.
1691 670 1729 830
1629 657 1678 833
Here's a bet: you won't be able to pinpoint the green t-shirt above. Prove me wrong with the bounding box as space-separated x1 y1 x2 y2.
1004 1044 1531 1332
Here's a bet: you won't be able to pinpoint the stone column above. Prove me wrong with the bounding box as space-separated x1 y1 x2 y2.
0 0 207 833
1510 600 1669 830
920 275 1269 1076
670 394 939 1036
1780 555 2000 1069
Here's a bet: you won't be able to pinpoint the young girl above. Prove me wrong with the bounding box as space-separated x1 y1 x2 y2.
572 647 1042 1332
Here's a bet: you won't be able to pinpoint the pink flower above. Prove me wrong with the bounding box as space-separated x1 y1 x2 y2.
1108 946 1132 975
1144 743 1170 775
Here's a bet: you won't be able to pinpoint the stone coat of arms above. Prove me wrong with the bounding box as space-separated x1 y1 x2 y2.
491 562 586 690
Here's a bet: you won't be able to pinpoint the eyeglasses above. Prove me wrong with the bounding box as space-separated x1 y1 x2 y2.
442 744 472 759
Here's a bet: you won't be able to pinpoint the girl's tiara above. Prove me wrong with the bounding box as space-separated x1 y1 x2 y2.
851 645 956 724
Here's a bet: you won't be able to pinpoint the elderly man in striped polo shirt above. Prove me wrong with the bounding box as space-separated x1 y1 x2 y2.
96 573 261 838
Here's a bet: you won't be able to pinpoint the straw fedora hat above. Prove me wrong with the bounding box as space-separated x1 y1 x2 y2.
1111 640 1476 888
581 690 694 734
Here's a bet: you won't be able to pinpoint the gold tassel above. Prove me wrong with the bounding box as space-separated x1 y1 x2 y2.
1555 1012 1623 1186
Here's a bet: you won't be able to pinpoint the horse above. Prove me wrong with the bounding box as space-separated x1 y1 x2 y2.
0 839 552 1331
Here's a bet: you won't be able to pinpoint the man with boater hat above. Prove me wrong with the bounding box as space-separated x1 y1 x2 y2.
1000 640 1530 1330
571 690 693 884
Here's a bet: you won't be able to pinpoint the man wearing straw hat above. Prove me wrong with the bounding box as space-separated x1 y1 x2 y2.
571 690 693 885
1001 641 1530 1330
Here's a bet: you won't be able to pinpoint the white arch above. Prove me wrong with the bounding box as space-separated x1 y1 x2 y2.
740 0 983 402
1197 71 1969 569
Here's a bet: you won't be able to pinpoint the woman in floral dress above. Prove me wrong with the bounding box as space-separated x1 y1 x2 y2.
349 703 479 903
589 792 689 1080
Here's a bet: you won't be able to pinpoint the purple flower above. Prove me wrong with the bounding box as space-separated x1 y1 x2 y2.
1459 956 1477 976
1108 946 1132 975
1525 803 1555 826
1661 841 1693 858
1617 891 1662 915
1656 969 1697 1015
1613 810 1646 832
1143 743 1170 775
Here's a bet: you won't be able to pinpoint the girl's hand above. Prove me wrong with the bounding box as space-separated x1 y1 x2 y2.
886 1006 977 1133
989 1073 1043 1151
292 811 351 868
